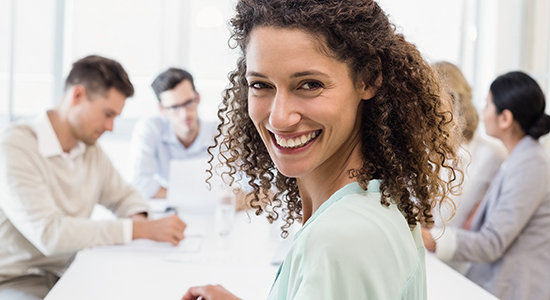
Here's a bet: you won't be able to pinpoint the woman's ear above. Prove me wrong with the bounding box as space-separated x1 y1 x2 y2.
497 109 515 130
360 73 382 100
359 65 383 101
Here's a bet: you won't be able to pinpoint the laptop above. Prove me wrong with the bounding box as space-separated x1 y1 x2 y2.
166 157 224 215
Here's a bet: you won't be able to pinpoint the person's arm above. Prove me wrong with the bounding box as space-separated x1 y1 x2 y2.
422 227 436 251
129 119 165 198
234 187 273 211
431 158 549 263
0 137 129 256
153 187 167 199
96 146 188 245
131 212 147 221
462 201 481 230
97 144 152 218
133 214 186 245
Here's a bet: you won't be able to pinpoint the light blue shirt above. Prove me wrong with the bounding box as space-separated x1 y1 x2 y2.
268 181 427 300
129 115 218 198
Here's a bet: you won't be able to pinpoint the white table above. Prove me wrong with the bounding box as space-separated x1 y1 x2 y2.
45 212 499 300
425 253 499 299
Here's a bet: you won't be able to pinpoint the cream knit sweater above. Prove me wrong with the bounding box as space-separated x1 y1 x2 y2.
0 124 150 282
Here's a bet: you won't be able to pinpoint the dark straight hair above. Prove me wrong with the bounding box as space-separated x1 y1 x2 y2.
65 55 134 98
151 68 195 102
490 71 550 139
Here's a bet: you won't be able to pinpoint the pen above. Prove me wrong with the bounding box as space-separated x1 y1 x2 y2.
164 206 177 213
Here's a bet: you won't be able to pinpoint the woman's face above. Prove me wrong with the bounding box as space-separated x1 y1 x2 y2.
245 26 373 179
482 92 499 138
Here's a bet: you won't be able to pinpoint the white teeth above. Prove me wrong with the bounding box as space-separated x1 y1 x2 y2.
274 131 320 148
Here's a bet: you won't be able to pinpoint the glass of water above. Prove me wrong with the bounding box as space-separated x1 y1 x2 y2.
215 191 236 238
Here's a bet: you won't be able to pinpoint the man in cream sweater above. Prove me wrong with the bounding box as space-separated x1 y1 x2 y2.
0 55 187 299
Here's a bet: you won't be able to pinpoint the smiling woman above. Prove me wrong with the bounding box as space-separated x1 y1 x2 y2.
211 0 461 235
184 0 462 299
246 27 371 190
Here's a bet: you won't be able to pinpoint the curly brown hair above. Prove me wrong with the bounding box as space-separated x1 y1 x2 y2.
208 0 462 237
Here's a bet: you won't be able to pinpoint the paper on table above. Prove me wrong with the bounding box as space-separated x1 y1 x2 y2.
178 215 212 237
181 222 207 237
92 237 202 253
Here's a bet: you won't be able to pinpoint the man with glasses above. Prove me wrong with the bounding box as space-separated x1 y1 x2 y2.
130 68 218 199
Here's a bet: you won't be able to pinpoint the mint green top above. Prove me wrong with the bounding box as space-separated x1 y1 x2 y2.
267 181 426 300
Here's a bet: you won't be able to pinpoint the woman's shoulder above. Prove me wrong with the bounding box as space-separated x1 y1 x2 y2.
495 138 550 186
302 192 421 263
321 192 411 231
509 137 550 167
290 192 425 297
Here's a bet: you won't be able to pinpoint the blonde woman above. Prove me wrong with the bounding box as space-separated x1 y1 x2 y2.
432 62 506 230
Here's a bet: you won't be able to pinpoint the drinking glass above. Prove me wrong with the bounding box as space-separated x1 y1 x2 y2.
215 191 236 238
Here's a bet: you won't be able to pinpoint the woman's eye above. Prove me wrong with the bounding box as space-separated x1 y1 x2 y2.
249 82 270 89
300 81 323 90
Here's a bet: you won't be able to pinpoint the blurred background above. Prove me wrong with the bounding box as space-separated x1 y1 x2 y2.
1 0 549 177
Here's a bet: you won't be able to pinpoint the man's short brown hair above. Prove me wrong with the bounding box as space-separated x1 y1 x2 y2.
64 55 134 98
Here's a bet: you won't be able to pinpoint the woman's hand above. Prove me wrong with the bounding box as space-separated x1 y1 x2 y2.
181 285 241 300
421 227 436 252
462 201 482 230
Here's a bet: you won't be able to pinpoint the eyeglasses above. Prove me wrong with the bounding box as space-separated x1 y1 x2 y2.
162 97 199 112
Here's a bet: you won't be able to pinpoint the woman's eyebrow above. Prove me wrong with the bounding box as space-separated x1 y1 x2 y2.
246 71 267 78
290 70 328 78
246 70 329 78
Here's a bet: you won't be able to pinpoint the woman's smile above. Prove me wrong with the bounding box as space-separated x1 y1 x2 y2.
271 129 322 148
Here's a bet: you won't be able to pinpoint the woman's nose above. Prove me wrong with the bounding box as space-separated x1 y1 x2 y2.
268 91 301 130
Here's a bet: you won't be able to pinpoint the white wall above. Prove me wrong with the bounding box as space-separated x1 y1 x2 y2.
378 0 464 64
63 0 239 124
